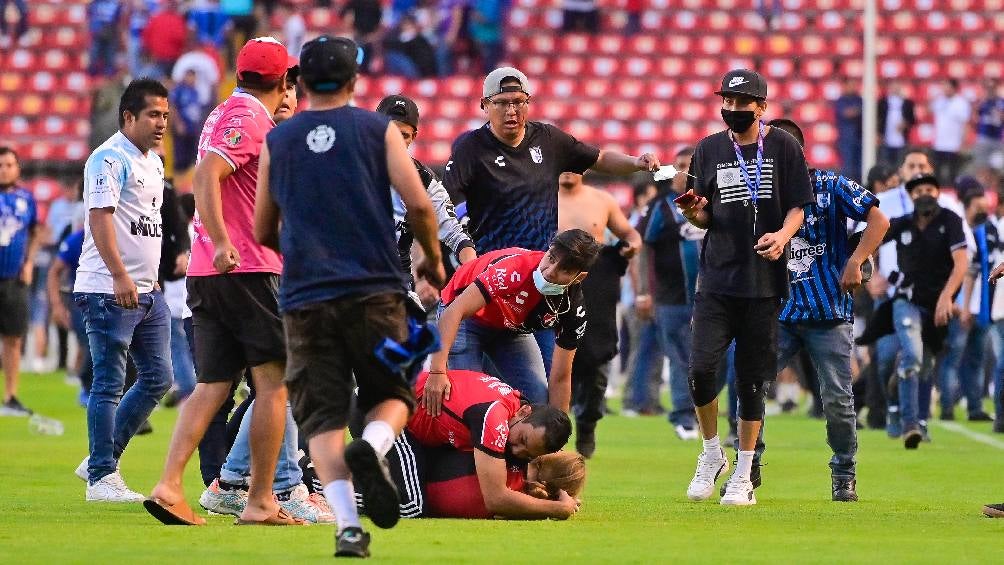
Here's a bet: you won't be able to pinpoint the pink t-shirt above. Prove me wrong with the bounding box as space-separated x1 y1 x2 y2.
188 91 282 277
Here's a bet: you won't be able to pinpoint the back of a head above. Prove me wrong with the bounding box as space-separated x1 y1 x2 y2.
866 164 897 191
549 229 602 273
768 118 805 148
523 451 586 500
525 405 572 453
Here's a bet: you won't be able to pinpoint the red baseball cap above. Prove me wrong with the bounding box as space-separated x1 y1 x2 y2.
237 37 297 81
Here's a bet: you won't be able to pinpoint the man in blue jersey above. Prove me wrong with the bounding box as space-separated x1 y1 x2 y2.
0 147 40 417
768 119 889 501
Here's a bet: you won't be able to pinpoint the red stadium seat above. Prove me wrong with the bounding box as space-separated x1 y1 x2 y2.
665 36 692 56
543 101 573 121
0 94 11 115
935 37 963 57
911 59 942 79
733 34 761 56
31 72 55 92
623 57 653 78
8 49 35 70
614 79 644 100
412 80 439 99
818 11 846 30
783 80 818 102
596 35 624 55
566 119 592 140
633 120 662 142
583 78 611 99
577 101 602 121
644 101 672 121
520 55 548 76
655 57 685 79
527 34 555 54
670 121 698 142
879 60 906 78
707 11 733 31
628 35 658 55
646 80 678 100
609 102 640 121
18 94 45 117
765 58 794 78
600 120 628 142
812 123 837 144
798 35 827 56
640 11 666 32
437 99 466 119
589 57 620 78
959 12 987 32
444 77 475 98
559 34 591 54
0 72 24 92
555 56 585 77
794 102 828 125
544 79 575 99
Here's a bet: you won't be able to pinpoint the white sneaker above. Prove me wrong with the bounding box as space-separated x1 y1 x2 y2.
74 457 89 482
199 478 248 516
674 424 699 441
85 471 145 502
720 475 757 506
278 483 336 524
686 448 729 501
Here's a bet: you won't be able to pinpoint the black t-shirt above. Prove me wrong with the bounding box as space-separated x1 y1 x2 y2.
885 208 967 309
636 192 704 305
341 0 382 35
443 121 600 253
687 127 813 298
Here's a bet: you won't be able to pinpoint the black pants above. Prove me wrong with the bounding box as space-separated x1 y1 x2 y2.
572 360 610 432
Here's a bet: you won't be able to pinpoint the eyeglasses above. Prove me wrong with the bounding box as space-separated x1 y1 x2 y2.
487 98 529 111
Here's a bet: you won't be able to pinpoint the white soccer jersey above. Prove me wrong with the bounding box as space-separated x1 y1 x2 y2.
75 131 165 294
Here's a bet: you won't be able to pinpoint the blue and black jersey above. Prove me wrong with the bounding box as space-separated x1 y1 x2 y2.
0 186 37 279
779 169 878 323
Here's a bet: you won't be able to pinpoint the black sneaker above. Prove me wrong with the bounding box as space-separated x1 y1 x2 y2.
344 440 400 529
994 419 1004 434
968 411 993 422
0 396 33 417
575 426 596 459
903 427 922 449
832 478 858 502
983 503 1004 518
335 526 371 558
720 461 761 496
939 410 955 421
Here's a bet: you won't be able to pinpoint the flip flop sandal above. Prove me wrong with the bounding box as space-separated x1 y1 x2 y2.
144 497 207 526
233 507 307 526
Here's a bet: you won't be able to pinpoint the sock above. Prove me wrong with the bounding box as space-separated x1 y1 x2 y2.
323 480 361 532
702 435 721 455
361 420 396 458
736 450 755 481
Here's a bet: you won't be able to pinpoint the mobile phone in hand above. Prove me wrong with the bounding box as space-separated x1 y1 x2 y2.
674 191 697 207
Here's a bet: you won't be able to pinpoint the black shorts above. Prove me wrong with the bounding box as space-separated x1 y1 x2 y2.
690 292 782 386
188 273 285 383
284 292 416 439
0 278 29 337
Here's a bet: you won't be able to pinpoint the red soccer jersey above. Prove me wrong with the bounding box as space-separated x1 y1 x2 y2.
424 461 526 519
408 370 524 458
440 248 588 350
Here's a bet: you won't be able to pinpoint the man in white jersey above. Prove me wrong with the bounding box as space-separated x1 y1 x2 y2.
72 79 173 502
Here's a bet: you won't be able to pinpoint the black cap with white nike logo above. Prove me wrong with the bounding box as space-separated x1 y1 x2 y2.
715 69 768 100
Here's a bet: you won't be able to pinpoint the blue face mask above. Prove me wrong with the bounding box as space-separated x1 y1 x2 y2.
533 268 568 295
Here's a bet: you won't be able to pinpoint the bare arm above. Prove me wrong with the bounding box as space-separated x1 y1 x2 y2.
605 193 641 258
424 285 488 416
841 205 890 292
19 223 41 285
193 152 240 273
548 345 575 412
47 258 70 329
755 207 804 261
935 248 970 326
386 124 445 288
253 142 281 252
90 207 138 308
590 150 660 175
474 450 577 520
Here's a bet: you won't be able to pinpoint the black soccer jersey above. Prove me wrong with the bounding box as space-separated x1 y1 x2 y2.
885 207 967 310
443 121 600 253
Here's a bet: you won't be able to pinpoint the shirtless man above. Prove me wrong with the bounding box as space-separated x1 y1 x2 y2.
557 172 641 457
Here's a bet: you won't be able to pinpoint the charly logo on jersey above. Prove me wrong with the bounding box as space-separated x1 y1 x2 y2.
787 237 826 276
816 193 830 209
530 146 543 164
494 155 506 167
130 215 162 238
306 125 336 153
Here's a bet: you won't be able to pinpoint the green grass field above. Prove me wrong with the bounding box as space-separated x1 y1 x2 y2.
2 372 1002 563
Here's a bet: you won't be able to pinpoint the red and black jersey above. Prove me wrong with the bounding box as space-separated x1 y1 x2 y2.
423 448 527 518
440 248 588 350
408 370 525 458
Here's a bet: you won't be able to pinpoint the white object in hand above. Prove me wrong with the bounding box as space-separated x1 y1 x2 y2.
653 165 694 182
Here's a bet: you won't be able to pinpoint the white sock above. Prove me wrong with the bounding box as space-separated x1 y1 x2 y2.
323 480 361 531
702 435 721 455
361 420 397 458
736 450 755 481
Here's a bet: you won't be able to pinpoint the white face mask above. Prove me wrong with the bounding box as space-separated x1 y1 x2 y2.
533 268 568 295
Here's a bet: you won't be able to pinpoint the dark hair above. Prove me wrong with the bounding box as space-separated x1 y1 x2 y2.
675 146 695 158
119 78 169 127
947 78 959 89
524 405 572 454
962 190 986 210
549 229 602 273
0 146 19 164
768 118 805 147
865 164 896 190
179 192 196 221
633 181 656 199
901 146 932 167
237 71 284 93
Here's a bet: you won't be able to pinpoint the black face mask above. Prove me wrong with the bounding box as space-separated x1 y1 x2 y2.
721 109 757 134
914 195 939 217
973 212 989 225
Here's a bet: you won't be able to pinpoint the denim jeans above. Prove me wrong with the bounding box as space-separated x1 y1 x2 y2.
449 318 548 404
937 317 989 417
777 321 858 479
170 317 197 399
219 400 302 492
626 313 664 411
75 292 172 483
67 292 94 392
653 304 696 427
892 299 933 431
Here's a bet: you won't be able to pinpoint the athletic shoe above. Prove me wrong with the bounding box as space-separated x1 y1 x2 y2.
993 419 1004 434
720 461 761 497
903 427 922 449
85 471 145 502
919 420 931 442
344 440 400 529
886 408 902 438
575 427 596 459
720 475 756 506
832 478 858 502
0 397 33 417
673 424 699 441
75 456 121 482
686 448 729 501
199 479 248 516
983 503 1004 518
278 483 335 524
939 410 955 421
335 526 371 558
968 411 993 422
620 408 641 418
780 399 798 414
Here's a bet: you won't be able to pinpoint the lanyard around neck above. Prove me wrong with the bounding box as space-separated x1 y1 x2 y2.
730 123 765 210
